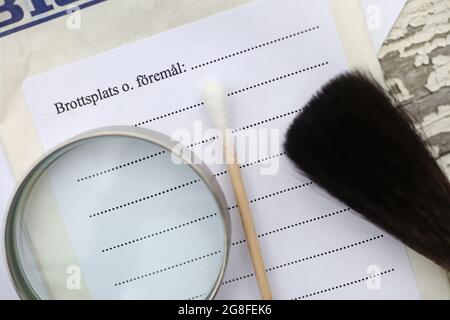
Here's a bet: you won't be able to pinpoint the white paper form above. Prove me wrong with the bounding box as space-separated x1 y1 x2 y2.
23 0 420 299
0 144 19 299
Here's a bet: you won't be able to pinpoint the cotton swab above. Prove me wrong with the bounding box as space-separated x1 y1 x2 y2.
203 81 273 300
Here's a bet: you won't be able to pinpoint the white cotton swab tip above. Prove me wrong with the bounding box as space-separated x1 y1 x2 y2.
203 80 229 133
201 80 273 300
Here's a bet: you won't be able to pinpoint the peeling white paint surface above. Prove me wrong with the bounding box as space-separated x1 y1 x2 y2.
380 0 450 146
418 105 450 136
386 77 414 101
443 153 450 177
426 55 450 92
379 0 450 60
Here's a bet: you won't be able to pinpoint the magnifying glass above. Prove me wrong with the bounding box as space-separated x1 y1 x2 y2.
4 127 230 300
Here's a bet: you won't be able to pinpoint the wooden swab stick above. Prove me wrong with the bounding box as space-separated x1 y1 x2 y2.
203 81 273 300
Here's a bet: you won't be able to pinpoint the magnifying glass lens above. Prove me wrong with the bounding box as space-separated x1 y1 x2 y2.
6 132 228 299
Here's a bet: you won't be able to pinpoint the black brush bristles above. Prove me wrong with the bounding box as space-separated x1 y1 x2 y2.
284 71 450 270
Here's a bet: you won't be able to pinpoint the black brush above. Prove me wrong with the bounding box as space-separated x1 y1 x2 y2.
284 71 450 270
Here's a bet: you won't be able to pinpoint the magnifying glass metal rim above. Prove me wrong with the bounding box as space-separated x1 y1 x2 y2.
3 126 231 300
